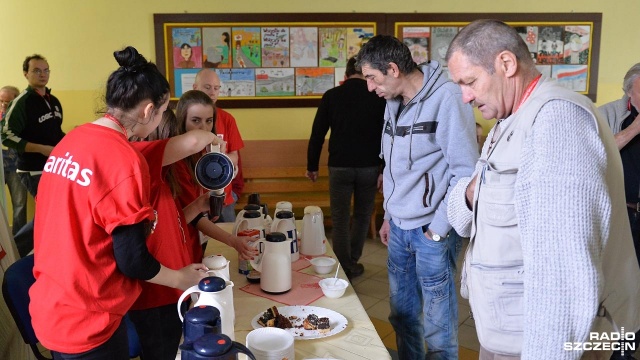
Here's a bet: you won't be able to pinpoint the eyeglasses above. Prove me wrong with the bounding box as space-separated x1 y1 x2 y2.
30 69 50 75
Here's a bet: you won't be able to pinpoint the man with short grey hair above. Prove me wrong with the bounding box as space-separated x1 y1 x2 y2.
446 19 640 359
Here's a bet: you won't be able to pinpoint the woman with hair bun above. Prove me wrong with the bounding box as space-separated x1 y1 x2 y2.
29 46 207 360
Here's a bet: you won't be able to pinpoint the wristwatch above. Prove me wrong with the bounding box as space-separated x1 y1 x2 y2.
428 229 442 241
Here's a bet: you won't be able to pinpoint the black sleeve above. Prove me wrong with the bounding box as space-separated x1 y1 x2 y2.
307 92 331 172
112 222 161 280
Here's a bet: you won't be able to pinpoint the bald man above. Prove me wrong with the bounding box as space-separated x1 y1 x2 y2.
193 69 244 222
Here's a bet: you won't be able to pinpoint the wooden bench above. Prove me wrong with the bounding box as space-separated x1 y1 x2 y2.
235 139 383 238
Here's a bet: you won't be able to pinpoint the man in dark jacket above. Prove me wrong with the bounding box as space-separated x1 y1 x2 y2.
306 56 386 279
2 54 65 256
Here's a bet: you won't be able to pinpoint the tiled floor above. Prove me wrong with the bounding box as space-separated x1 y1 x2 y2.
346 235 480 359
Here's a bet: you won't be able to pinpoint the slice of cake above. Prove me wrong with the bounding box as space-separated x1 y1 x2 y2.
317 317 331 334
274 313 293 329
257 306 279 327
302 314 319 330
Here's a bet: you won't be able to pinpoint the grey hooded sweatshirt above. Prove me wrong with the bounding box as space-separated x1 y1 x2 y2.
381 61 477 236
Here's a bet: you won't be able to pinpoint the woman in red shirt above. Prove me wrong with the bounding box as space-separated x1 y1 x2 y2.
174 90 256 261
29 46 207 360
127 109 223 360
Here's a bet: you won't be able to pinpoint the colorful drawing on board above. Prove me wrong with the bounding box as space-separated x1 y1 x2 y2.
231 27 261 68
202 27 232 68
537 26 564 65
319 28 347 67
346 27 374 60
255 68 295 96
515 26 539 63
216 69 255 97
290 27 318 68
535 65 552 79
402 27 430 65
173 69 200 97
563 25 590 65
430 27 457 65
552 65 587 92
172 28 202 69
295 68 334 95
261 27 290 67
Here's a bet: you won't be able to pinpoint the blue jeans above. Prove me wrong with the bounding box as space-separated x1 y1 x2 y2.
387 219 461 360
329 166 379 270
4 170 27 236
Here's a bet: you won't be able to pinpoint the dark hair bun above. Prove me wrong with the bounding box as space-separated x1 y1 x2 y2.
113 46 147 71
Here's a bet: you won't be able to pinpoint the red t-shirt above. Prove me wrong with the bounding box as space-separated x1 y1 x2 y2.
174 159 205 261
30 124 155 353
216 108 244 206
129 140 197 310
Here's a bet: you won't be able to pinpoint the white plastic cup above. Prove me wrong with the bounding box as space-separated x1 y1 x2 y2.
246 327 294 360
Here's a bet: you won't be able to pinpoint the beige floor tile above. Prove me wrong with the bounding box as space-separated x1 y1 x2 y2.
365 299 391 322
356 293 380 310
458 303 471 325
382 331 397 350
459 346 480 360
352 278 389 300
458 324 481 352
370 317 395 339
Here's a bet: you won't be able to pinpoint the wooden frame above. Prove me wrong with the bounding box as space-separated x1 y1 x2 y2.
154 13 601 107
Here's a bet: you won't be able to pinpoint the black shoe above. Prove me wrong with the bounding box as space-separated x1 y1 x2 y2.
345 263 365 280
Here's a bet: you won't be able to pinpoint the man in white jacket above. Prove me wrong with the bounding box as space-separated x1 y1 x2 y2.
446 19 640 359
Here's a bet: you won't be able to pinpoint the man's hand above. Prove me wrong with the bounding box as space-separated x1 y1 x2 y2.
379 219 390 246
465 177 477 210
305 170 318 182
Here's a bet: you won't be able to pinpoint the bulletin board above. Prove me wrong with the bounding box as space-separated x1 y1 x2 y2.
388 13 602 102
154 13 601 107
154 13 386 108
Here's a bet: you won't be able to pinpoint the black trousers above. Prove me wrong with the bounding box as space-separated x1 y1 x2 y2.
52 318 129 360
128 303 183 360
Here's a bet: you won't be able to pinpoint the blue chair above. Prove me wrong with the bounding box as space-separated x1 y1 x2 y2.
2 254 51 360
2 255 144 359
124 314 143 359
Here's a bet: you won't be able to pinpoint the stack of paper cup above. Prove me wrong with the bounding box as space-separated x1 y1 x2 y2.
245 327 294 360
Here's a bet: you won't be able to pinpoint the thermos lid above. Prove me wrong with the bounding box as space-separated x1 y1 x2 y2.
304 205 322 214
185 305 221 324
193 333 233 356
195 152 234 191
242 210 262 219
243 204 261 211
275 210 294 219
266 232 287 242
198 276 227 292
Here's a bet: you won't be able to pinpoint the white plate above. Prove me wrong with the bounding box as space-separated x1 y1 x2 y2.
251 305 348 340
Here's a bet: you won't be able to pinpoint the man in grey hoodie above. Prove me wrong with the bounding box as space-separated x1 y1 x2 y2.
358 35 478 359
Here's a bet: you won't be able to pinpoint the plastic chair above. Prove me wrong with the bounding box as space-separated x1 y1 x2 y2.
2 255 144 359
124 314 143 359
2 254 51 360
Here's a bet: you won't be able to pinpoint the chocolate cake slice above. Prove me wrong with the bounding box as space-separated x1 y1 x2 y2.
257 306 279 327
317 317 331 334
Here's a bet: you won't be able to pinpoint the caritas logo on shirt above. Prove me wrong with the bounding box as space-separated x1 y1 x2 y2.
43 152 93 186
